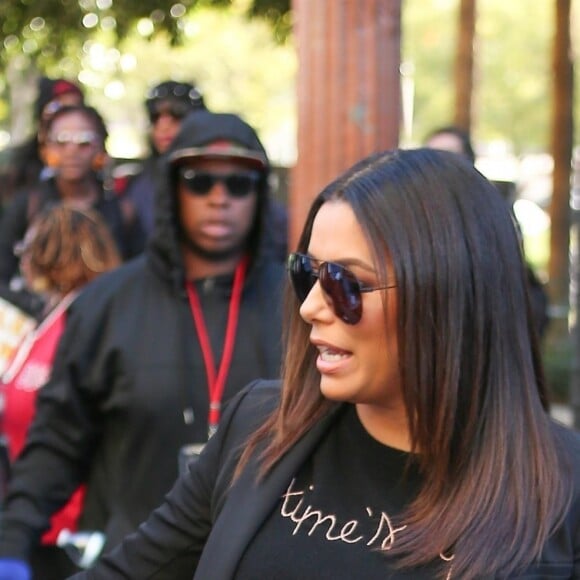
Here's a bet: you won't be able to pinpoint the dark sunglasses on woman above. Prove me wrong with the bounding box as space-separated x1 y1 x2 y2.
179 168 261 199
287 252 396 324
149 100 194 123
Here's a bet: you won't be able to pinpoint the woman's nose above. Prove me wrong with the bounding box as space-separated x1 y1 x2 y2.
299 279 334 324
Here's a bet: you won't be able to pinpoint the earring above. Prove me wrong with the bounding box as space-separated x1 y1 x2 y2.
92 152 108 171
43 148 61 168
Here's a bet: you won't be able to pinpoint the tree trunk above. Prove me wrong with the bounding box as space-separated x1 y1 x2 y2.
289 0 402 248
548 0 576 424
454 0 476 131
548 0 574 309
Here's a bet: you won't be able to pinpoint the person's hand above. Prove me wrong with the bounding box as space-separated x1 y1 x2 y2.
0 558 31 579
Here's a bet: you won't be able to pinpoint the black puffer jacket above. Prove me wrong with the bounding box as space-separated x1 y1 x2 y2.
0 113 286 564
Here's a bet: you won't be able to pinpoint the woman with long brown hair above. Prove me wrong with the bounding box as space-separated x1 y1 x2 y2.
11 148 580 580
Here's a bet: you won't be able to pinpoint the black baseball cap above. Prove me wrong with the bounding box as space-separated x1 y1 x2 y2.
168 110 269 171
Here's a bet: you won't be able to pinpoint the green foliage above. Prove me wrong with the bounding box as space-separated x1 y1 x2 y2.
0 0 294 151
82 7 297 163
401 0 457 145
1 1 179 62
477 1 554 152
0 0 291 64
246 0 291 41
403 0 579 154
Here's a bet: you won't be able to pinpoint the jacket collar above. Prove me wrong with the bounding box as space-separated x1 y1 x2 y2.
194 405 344 579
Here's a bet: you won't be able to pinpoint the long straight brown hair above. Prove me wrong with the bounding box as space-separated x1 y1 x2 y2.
238 148 572 578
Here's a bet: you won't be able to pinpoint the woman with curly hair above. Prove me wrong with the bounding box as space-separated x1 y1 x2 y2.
0 205 120 579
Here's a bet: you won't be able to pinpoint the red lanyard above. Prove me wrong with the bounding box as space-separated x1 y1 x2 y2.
185 256 248 437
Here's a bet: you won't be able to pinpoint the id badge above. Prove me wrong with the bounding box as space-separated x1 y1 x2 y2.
178 443 206 476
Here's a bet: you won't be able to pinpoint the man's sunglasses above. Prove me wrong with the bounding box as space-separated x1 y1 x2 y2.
287 252 396 325
179 168 260 199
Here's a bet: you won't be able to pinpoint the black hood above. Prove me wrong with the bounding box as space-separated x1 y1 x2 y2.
147 110 272 291
168 110 269 170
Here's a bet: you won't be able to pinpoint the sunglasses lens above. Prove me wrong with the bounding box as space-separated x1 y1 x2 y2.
150 101 191 123
170 101 192 119
180 170 214 195
288 253 316 302
50 131 97 147
288 254 362 324
225 174 256 198
319 263 362 324
75 131 97 147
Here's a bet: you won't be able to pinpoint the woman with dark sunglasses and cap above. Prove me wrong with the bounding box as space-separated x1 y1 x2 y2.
118 80 206 238
62 148 580 580
145 81 206 155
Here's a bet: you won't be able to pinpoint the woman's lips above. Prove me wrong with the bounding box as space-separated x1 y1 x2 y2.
312 340 352 374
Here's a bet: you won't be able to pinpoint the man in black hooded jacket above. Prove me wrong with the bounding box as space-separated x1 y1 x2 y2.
0 110 285 578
